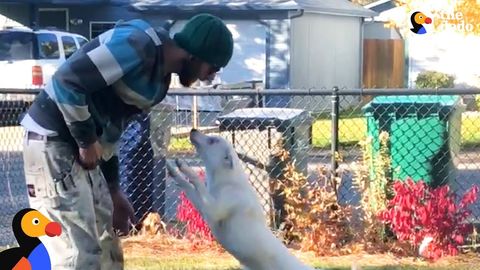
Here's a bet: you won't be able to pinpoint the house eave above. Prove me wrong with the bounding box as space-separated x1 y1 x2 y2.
304 8 378 18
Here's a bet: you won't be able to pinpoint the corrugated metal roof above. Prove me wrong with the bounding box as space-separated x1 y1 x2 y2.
0 0 114 4
297 0 377 17
126 0 377 17
0 0 376 17
127 0 299 11
364 0 395 13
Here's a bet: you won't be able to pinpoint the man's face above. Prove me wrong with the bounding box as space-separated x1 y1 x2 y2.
178 57 220 87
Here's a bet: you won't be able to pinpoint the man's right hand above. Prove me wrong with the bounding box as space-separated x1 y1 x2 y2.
78 141 103 170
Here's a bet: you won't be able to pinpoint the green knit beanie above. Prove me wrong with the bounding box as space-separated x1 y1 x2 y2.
173 14 234 68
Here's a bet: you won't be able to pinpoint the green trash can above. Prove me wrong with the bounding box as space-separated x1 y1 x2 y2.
362 95 464 188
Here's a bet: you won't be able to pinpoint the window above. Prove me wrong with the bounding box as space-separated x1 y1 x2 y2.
76 37 88 48
90 22 116 40
62 36 77 59
0 31 35 60
36 33 59 59
38 8 69 31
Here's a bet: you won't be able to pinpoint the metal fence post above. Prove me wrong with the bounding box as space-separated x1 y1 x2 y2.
256 90 263 108
331 86 340 193
192 95 199 129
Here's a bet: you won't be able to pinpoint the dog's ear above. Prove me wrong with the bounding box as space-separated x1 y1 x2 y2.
224 150 234 170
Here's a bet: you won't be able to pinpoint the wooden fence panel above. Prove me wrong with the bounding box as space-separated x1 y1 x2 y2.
363 39 405 89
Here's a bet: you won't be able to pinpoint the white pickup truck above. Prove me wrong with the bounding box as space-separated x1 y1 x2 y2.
0 26 88 100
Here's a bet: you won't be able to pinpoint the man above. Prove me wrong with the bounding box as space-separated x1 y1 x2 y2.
20 13 233 269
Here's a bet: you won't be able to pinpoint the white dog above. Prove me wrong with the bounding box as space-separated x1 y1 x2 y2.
167 129 316 270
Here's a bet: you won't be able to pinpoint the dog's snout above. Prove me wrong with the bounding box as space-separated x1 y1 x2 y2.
190 128 201 146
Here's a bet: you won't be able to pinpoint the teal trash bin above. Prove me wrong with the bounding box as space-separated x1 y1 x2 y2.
362 95 464 188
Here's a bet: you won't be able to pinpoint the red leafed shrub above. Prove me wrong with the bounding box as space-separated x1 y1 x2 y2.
378 178 479 261
176 170 215 244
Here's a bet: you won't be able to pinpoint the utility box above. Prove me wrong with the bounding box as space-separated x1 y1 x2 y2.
216 108 313 227
363 95 464 188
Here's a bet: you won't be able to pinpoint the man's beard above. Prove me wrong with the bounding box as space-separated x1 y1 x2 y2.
178 59 199 87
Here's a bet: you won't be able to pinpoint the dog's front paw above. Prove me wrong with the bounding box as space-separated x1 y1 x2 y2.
166 160 180 178
175 158 186 168
167 160 194 190
175 158 204 189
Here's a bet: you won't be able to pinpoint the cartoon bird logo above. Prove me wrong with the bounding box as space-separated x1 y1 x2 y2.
0 208 62 270
410 11 433 34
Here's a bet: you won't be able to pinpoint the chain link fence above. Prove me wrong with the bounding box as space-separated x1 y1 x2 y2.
1 88 480 246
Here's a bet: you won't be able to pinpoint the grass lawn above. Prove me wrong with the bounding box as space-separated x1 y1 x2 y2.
125 255 479 270
460 114 480 147
169 113 480 151
311 117 366 148
169 136 195 152
311 113 480 149
122 236 479 270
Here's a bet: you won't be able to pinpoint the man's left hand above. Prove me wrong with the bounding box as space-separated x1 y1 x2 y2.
110 189 136 236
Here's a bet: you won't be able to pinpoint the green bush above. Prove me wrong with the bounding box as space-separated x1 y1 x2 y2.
415 71 455 89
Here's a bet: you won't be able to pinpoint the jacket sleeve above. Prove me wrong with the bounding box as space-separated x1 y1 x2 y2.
46 25 156 148
100 154 120 192
99 121 123 192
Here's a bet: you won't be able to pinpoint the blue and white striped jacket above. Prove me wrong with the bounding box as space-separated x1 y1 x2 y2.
22 19 170 149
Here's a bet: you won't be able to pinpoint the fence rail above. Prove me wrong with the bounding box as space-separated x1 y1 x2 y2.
1 87 480 95
1 87 480 247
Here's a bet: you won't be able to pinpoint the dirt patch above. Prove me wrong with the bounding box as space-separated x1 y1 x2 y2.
122 235 229 258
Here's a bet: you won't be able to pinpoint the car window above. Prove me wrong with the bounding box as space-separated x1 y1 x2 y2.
62 36 77 59
76 37 88 48
36 33 59 59
0 31 35 61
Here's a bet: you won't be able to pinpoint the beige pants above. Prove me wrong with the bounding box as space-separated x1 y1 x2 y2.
22 136 123 270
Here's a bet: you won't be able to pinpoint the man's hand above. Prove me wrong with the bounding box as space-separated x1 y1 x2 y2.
78 141 103 170
111 189 136 236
